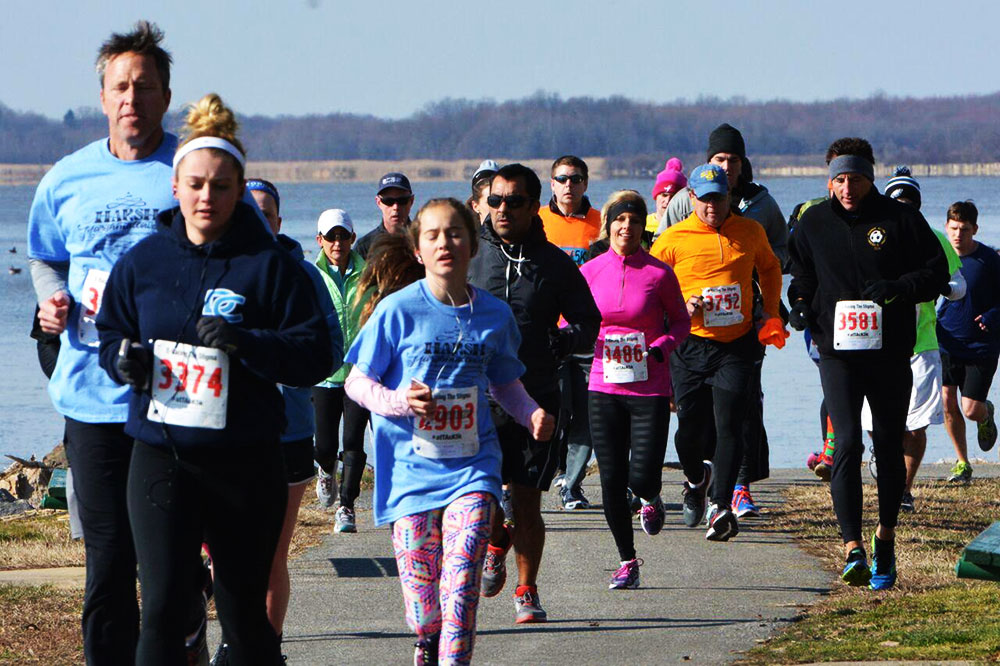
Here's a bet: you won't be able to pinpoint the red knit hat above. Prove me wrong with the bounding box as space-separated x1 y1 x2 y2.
651 158 687 199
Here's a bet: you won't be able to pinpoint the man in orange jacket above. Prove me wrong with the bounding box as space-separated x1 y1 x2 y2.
650 164 783 541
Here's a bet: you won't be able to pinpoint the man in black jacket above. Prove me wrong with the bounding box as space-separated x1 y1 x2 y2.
469 163 600 624
788 137 949 591
353 172 414 259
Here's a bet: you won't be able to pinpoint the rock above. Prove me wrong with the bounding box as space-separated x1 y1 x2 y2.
0 499 35 518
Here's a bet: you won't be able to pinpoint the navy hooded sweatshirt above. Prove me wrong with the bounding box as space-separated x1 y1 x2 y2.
97 202 333 448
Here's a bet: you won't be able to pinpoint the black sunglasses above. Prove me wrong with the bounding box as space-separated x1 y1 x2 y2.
487 194 528 209
553 174 585 184
321 230 353 242
379 194 413 207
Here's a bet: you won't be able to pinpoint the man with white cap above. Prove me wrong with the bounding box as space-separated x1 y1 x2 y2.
788 137 948 590
354 172 415 259
312 209 370 535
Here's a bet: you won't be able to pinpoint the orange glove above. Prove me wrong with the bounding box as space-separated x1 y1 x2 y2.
758 317 790 350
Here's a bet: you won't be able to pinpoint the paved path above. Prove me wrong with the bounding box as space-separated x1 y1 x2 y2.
264 468 831 664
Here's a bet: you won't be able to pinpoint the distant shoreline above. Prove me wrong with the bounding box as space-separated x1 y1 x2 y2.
4 158 1000 187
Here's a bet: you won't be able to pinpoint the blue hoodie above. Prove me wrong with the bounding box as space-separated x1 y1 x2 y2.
97 202 333 448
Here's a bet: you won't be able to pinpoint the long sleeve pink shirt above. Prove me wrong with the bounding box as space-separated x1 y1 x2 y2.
579 247 691 397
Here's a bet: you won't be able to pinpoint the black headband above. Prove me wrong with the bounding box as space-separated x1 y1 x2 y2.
605 200 647 228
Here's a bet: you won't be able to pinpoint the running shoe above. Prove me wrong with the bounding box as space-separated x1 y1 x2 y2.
841 547 871 587
682 461 713 527
626 487 642 515
513 586 547 624
947 460 973 484
501 487 514 525
413 634 439 666
869 534 897 591
731 485 760 518
705 505 739 541
977 400 997 451
814 454 833 482
316 469 336 508
552 473 567 489
481 543 509 598
560 485 590 510
899 491 915 513
334 505 357 533
608 558 643 590
640 496 665 535
210 642 229 666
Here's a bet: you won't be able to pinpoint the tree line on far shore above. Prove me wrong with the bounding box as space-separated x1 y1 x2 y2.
3 91 999 169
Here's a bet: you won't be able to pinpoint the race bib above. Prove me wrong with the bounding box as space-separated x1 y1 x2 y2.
602 332 648 384
147 340 229 429
77 269 110 347
833 301 883 350
412 386 479 459
701 284 743 327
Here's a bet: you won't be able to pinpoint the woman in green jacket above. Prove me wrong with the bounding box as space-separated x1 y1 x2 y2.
312 209 370 533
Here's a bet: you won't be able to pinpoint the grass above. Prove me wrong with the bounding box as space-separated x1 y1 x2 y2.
0 584 84 664
740 477 1000 664
0 511 85 570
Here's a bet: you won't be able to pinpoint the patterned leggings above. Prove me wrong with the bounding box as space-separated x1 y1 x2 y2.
392 491 496 666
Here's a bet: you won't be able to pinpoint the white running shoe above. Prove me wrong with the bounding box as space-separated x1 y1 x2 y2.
316 469 337 508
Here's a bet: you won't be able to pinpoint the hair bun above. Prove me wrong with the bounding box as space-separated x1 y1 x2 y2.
181 93 242 149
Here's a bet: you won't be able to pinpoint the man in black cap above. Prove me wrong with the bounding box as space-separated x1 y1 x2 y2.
658 123 787 263
353 171 415 259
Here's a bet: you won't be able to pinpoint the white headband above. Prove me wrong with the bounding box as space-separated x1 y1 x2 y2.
172 136 246 173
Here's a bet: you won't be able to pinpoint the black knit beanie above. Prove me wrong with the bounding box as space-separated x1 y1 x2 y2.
706 123 746 161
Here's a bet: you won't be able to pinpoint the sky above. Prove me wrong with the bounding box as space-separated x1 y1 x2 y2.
3 0 1000 120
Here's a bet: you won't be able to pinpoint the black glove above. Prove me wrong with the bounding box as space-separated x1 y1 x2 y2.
647 346 664 363
548 329 575 361
788 300 810 331
196 316 240 353
861 279 906 305
116 340 152 391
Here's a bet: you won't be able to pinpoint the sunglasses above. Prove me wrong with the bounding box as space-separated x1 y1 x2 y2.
378 194 412 207
487 194 528 209
553 174 585 184
321 231 353 242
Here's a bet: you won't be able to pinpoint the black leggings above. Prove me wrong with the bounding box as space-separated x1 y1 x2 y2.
312 386 370 508
818 355 910 544
128 440 287 666
589 391 670 561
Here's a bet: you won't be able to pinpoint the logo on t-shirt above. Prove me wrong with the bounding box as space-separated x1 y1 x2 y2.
203 289 246 323
867 227 886 249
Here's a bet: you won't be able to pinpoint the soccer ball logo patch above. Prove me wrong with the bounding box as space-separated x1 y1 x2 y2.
867 227 886 249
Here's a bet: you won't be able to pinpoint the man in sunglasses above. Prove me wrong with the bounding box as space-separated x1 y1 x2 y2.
354 171 415 259
469 163 600 625
538 156 603 513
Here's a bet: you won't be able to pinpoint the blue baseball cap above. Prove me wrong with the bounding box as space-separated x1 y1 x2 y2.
377 172 412 194
688 163 728 199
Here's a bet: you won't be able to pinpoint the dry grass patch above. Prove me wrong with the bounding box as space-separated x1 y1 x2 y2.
741 477 1000 664
0 511 85 570
0 584 84 664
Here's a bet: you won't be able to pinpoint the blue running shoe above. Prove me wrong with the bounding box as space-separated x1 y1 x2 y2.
732 485 760 518
841 548 871 587
870 535 897 591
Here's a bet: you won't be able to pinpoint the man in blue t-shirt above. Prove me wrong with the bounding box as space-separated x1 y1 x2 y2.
27 22 177 665
938 201 1000 483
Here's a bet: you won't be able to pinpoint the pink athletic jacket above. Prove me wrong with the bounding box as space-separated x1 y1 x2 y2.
580 248 691 397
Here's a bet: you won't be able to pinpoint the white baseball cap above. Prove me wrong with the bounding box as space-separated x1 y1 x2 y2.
317 209 354 236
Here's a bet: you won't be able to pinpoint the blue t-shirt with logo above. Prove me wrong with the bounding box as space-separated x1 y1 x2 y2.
28 134 180 423
345 280 524 526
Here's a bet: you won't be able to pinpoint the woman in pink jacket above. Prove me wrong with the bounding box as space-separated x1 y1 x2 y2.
580 190 691 590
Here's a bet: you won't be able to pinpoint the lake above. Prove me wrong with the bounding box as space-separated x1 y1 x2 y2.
2 174 999 469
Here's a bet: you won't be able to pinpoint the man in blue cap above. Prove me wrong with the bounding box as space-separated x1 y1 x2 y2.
354 171 415 259
650 164 783 542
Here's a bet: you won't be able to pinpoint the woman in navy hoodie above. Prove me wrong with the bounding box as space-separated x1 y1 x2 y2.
96 94 333 666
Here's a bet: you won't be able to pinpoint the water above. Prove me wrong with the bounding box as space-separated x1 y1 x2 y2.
3 176 1000 468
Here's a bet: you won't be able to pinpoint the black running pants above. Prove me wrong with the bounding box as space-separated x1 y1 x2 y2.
589 391 670 561
127 439 287 666
312 385 370 508
818 354 910 544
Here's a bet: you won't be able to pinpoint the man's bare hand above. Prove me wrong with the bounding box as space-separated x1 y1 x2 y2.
38 291 71 335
